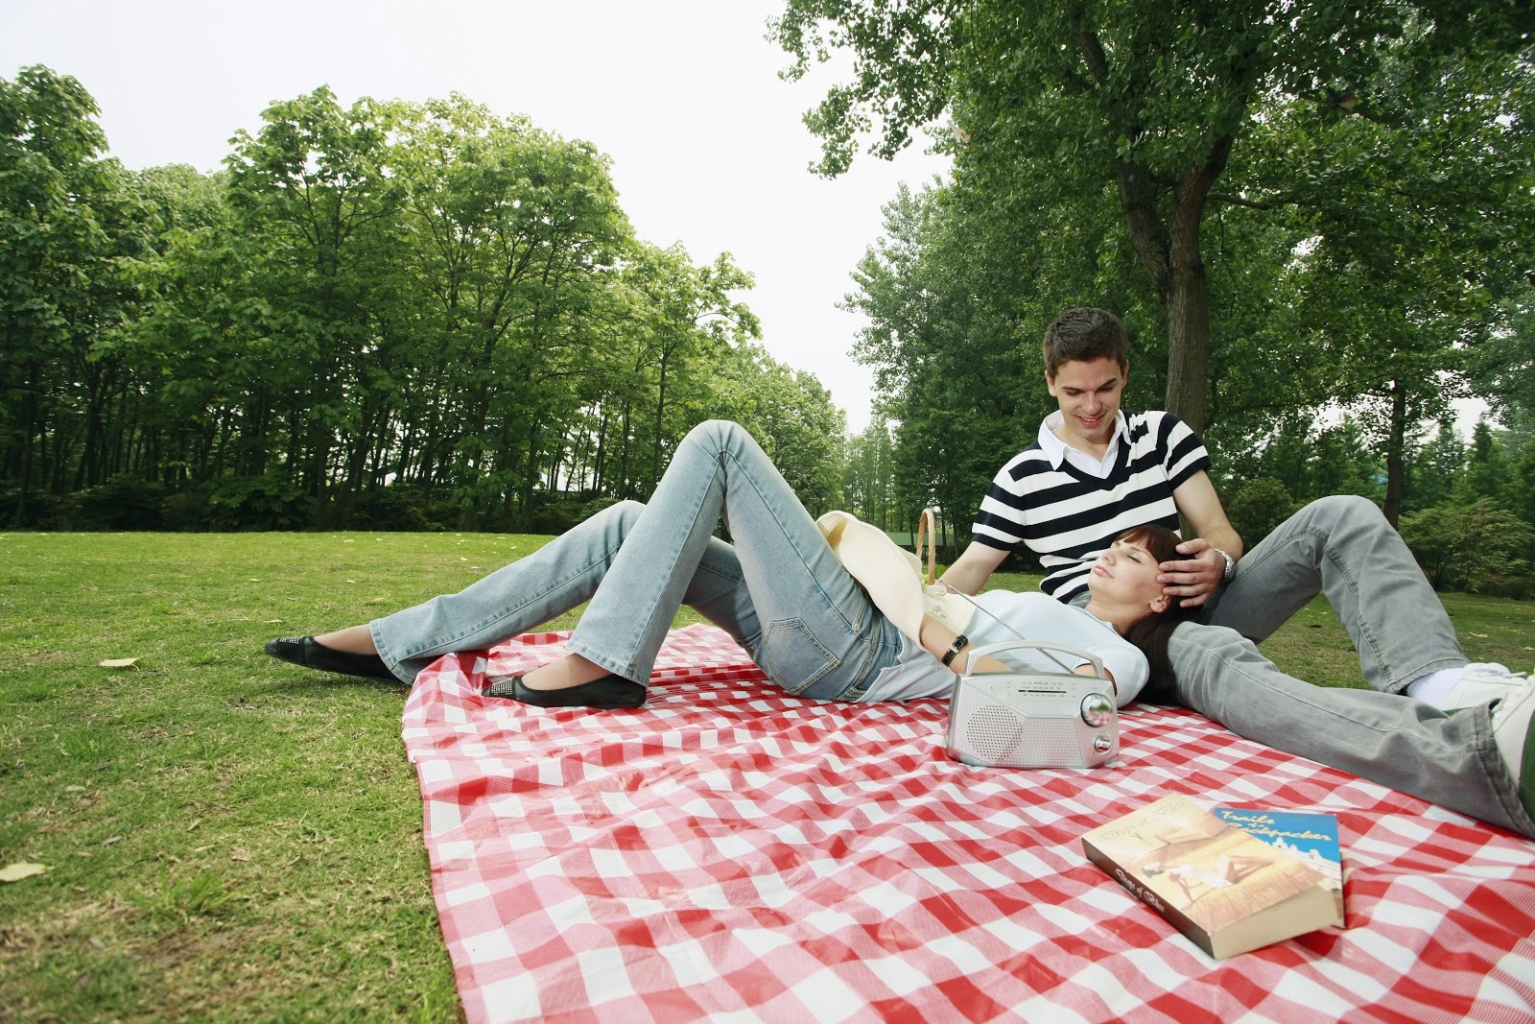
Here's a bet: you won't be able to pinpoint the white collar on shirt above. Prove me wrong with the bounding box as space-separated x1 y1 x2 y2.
1037 410 1128 479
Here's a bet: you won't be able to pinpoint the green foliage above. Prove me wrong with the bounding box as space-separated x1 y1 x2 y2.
205 476 316 531
773 0 1535 468
1224 478 1298 549
1407 420 1468 514
73 475 168 531
1471 287 1535 421
842 183 1067 539
1 72 865 532
1399 498 1534 597
840 416 900 529
0 66 140 523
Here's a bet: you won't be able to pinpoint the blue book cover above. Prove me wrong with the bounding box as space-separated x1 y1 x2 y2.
1213 807 1345 927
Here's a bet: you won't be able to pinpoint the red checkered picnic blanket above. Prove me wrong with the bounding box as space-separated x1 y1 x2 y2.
403 624 1535 1024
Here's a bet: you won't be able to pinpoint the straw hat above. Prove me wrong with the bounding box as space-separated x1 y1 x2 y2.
817 510 975 642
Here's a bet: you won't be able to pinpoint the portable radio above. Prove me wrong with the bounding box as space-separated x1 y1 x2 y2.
944 639 1119 769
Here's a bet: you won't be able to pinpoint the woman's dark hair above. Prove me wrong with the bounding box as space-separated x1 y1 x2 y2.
1114 524 1201 703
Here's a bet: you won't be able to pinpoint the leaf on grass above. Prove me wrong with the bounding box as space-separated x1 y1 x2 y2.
99 658 138 668
1469 632 1489 638
0 862 47 883
102 836 122 846
65 785 86 793
231 851 251 862
187 819 201 832
266 619 283 624
89 936 105 950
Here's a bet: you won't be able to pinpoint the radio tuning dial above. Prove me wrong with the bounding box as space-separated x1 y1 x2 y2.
1080 693 1114 727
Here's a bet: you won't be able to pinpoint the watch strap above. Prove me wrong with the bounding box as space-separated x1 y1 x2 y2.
942 634 970 667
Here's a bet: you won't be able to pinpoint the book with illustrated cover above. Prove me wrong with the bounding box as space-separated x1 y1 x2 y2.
1081 793 1342 958
1213 807 1345 928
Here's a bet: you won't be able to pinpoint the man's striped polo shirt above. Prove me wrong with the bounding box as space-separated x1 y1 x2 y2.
972 411 1212 601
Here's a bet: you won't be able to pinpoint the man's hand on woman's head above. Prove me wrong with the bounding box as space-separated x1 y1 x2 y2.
1156 537 1225 608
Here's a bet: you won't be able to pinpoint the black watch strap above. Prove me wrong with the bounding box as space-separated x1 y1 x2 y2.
942 634 970 667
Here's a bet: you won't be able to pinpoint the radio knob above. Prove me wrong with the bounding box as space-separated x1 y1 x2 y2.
1093 734 1114 754
1080 693 1114 727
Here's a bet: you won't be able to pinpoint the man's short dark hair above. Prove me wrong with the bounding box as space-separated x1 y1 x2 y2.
1042 307 1129 377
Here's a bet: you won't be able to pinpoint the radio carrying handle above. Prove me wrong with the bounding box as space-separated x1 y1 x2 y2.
961 639 1108 682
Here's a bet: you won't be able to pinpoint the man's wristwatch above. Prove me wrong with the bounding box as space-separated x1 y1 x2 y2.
1213 548 1236 583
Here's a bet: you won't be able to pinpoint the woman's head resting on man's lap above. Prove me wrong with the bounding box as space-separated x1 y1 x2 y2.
1091 523 1203 699
1082 524 1184 627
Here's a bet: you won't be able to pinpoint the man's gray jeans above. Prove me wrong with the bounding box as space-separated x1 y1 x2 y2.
1154 495 1531 837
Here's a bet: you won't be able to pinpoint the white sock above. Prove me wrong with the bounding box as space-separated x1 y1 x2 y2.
1406 667 1466 704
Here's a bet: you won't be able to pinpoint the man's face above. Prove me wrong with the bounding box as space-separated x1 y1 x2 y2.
1046 357 1128 450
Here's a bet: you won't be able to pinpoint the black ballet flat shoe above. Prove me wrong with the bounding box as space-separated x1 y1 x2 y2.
482 673 645 709
265 636 397 681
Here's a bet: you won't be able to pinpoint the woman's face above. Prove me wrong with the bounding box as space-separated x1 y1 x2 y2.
1087 537 1169 616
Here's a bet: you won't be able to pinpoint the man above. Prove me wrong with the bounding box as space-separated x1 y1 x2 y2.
942 307 1535 839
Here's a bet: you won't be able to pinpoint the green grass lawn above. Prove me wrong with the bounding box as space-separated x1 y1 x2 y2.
2 532 1531 1022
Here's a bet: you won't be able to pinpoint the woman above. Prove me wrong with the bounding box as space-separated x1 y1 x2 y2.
266 420 1188 708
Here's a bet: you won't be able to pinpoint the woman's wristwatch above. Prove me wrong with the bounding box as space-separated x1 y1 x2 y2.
942 634 970 667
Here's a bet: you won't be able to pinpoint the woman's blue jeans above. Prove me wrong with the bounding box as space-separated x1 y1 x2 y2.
370 420 904 700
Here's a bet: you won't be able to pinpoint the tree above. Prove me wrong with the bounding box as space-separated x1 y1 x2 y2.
1223 477 1297 548
0 77 821 532
840 415 899 529
1399 497 1532 594
711 342 845 515
1239 42 1535 524
773 0 1534 432
1471 287 1535 423
1408 420 1466 513
0 66 148 522
389 94 634 522
1456 420 1513 508
225 86 407 523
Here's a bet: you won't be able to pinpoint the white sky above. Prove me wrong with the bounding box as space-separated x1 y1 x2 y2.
1 0 950 432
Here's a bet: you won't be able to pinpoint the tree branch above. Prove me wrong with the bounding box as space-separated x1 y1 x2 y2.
1208 192 1282 211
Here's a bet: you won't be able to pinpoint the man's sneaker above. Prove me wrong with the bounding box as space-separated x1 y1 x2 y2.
1491 676 1535 819
1433 663 1530 711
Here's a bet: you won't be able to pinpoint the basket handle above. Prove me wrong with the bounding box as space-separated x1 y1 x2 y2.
915 507 939 587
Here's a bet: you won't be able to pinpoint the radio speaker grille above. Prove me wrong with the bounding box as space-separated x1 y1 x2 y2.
963 700 1082 767
964 705 1026 763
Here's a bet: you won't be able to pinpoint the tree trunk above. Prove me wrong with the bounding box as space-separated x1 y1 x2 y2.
1115 136 1233 435
1164 241 1213 434
1383 380 1407 527
652 352 670 491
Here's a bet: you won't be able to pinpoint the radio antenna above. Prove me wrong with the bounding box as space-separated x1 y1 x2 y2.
935 580 1079 675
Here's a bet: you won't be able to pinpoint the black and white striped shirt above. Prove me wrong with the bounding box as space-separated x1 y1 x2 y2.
972 411 1212 600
